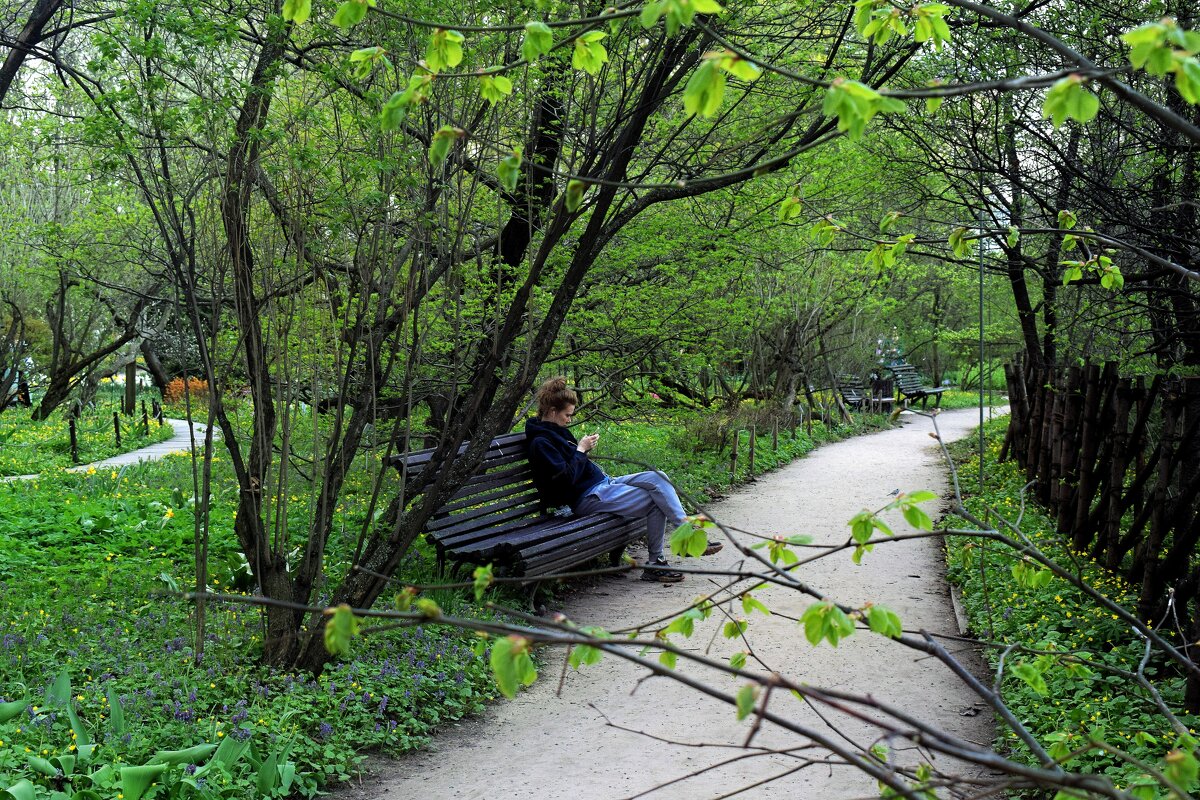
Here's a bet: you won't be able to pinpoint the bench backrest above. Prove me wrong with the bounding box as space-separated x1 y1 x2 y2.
385 432 547 546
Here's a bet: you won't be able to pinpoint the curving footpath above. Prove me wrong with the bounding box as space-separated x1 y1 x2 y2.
1 418 214 482
343 406 1005 800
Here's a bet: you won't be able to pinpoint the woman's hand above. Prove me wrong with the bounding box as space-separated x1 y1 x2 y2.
577 433 599 453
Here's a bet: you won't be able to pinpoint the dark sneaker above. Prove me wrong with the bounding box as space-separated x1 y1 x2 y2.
641 559 685 583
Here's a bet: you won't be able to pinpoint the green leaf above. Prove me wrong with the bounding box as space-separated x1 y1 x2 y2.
428 125 463 168
848 510 875 544
0 696 26 723
331 0 367 29
670 521 707 557
665 607 704 637
489 636 537 698
658 649 678 669
497 149 523 192
879 211 902 232
1043 77 1099 128
426 29 465 72
393 586 417 611
900 503 932 531
1011 661 1048 695
256 752 279 797
150 743 218 765
640 0 666 28
565 179 588 212
523 21 553 62
865 605 903 638
380 91 410 132
925 95 943 114
1175 57 1200 104
568 643 603 669
120 764 168 800
741 593 770 616
47 670 71 706
281 0 311 24
472 564 494 600
723 619 748 639
572 33 609 75
718 52 762 82
801 601 856 647
1 780 36 800
729 651 748 670
1100 265 1125 291
478 73 514 104
414 597 442 618
322 604 360 658
1006 225 1019 248
28 757 58 777
735 684 757 720
948 226 971 258
683 59 726 118
778 195 803 221
1165 749 1199 789
692 0 724 12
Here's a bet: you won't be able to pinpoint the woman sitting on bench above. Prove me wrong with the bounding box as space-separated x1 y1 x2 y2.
524 376 721 583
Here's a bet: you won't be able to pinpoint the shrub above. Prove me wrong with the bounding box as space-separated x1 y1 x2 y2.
163 377 210 404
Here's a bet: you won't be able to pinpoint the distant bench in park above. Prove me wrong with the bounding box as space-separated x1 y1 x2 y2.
887 363 946 408
386 433 643 579
838 374 896 413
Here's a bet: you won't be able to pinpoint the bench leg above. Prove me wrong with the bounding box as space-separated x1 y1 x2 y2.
608 545 627 568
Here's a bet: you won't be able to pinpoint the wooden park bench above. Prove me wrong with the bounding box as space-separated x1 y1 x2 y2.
386 432 644 579
887 364 946 408
839 375 896 413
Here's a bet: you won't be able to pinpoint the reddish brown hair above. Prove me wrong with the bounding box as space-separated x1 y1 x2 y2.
535 376 577 419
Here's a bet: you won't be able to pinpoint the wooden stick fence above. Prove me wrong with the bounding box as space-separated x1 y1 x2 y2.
1004 357 1200 707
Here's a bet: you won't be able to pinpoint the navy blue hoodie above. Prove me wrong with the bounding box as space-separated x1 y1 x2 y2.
524 417 606 509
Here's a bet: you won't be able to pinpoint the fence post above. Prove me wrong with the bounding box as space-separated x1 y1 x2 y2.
141 400 149 433
730 428 739 480
772 420 778 451
124 362 137 415
748 424 756 476
69 418 78 463
113 411 121 446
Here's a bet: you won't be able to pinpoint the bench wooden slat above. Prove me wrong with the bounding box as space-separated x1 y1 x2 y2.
437 478 535 516
386 432 528 474
517 524 642 576
445 463 533 501
442 515 589 555
427 495 543 535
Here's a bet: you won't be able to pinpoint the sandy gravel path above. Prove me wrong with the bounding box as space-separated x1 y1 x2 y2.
352 407 999 799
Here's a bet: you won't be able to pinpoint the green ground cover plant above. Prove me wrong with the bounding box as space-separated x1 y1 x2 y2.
0 400 175 477
936 389 1006 411
0 402 888 798
944 418 1200 795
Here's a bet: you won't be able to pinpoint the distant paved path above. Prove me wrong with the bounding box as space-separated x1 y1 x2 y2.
345 407 1004 800
2 418 214 482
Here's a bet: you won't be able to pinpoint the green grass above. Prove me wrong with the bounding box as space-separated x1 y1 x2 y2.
0 399 175 477
936 388 1007 410
0 401 894 799
944 418 1200 794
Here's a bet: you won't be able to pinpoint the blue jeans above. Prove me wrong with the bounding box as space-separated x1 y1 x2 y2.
573 471 687 562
